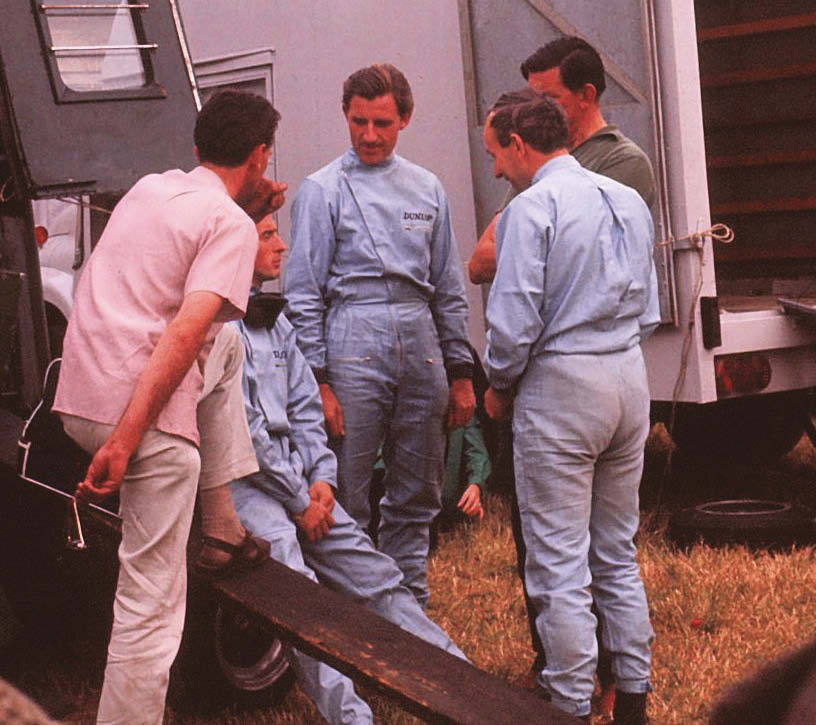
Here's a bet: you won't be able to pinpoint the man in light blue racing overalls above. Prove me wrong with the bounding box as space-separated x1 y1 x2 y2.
482 90 657 723
284 64 475 607
232 215 467 724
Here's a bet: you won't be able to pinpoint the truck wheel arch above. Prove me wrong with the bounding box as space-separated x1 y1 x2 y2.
668 392 808 464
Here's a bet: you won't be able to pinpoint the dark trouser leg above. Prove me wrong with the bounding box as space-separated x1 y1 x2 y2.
509 472 546 669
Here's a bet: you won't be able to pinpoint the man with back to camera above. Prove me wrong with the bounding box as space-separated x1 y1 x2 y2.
482 88 657 723
467 37 658 711
230 213 466 724
284 63 475 607
53 90 285 724
469 35 655 284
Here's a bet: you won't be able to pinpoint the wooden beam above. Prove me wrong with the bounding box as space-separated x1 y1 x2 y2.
712 197 816 216
715 244 816 263
701 61 816 88
703 111 816 131
698 13 816 42
208 556 579 724
708 150 816 169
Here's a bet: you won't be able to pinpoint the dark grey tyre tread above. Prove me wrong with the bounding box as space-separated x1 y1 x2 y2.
170 585 294 713
669 499 816 548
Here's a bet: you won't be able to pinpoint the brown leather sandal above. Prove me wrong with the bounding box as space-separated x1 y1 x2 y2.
195 530 271 578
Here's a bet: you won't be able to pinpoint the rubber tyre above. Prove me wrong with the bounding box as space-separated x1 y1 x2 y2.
670 393 806 463
170 583 294 713
668 499 816 549
213 602 292 693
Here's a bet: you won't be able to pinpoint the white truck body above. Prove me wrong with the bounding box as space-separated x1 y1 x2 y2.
175 0 816 421
40 0 816 446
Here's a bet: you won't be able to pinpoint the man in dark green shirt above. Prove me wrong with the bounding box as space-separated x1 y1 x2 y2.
468 36 655 283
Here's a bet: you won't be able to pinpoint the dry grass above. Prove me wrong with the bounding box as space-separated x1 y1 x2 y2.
431 498 816 724
640 532 816 723
7 431 816 723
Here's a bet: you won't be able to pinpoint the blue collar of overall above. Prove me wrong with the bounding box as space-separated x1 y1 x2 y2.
342 148 398 172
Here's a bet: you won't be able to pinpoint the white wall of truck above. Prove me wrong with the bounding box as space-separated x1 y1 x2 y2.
177 1 816 423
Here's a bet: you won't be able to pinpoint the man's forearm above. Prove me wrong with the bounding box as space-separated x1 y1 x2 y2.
468 240 496 284
468 214 499 284
108 291 224 455
285 346 339 481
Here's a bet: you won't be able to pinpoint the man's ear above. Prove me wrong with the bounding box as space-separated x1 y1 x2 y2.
580 83 598 105
249 143 267 167
399 112 412 130
510 133 524 154
193 145 200 161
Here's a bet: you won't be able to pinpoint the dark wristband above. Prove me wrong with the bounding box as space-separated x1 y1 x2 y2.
445 361 474 383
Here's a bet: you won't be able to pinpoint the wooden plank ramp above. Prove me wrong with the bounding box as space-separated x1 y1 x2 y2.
208 556 579 724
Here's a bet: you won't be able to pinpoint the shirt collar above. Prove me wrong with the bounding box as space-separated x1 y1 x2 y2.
574 124 622 151
189 165 231 196
531 154 580 185
342 148 397 171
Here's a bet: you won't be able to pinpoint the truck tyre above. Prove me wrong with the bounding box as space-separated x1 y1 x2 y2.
668 499 815 549
670 393 806 463
170 581 294 713
213 601 292 695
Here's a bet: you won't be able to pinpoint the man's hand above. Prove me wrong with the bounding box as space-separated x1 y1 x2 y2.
294 481 336 542
468 214 499 284
447 378 476 430
243 178 289 223
457 483 484 520
75 436 134 503
484 386 513 421
309 480 336 514
319 383 345 437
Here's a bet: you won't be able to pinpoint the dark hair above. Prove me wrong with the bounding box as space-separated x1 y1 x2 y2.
520 36 606 97
342 63 413 118
194 89 281 167
490 87 538 112
488 88 568 153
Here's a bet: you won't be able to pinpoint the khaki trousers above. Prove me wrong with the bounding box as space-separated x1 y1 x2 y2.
62 325 257 725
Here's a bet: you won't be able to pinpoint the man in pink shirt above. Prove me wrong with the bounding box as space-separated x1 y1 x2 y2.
53 90 285 725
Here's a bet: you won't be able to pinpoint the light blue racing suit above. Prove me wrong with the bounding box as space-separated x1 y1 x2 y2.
284 149 472 606
230 301 466 725
485 155 658 718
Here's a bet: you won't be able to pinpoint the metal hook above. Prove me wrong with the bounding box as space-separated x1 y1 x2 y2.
66 497 87 550
0 176 17 203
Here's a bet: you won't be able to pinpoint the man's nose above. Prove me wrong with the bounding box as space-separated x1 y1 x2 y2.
362 123 377 141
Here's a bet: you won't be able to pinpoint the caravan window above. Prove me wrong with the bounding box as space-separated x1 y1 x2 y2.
34 1 161 100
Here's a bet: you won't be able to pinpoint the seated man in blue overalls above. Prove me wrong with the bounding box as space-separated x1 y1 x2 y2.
229 214 467 725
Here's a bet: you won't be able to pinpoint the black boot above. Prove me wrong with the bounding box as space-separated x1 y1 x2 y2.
613 690 648 724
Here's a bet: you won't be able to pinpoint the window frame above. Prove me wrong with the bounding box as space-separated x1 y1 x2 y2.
193 48 278 199
193 48 280 289
32 0 167 103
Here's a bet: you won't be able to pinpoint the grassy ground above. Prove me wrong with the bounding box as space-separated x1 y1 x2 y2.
4 428 816 723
